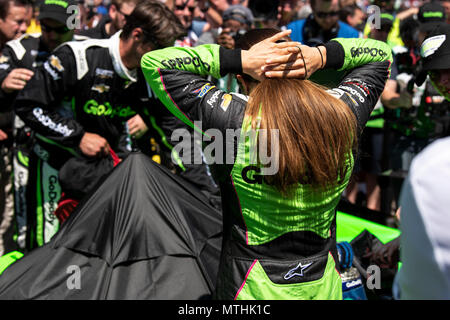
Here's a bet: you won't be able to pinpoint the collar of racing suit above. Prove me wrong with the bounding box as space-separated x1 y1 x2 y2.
108 31 138 82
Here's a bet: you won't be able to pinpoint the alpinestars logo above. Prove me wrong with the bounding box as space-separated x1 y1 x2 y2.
33 107 74 137
284 262 313 280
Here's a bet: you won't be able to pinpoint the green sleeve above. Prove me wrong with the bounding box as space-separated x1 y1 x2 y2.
331 38 393 72
141 44 222 80
140 44 224 131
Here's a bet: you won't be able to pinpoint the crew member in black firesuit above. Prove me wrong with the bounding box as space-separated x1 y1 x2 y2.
0 0 80 252
14 0 186 250
79 0 222 208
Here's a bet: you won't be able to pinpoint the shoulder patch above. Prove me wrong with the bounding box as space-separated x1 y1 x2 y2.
326 88 345 99
230 92 249 102
62 38 110 80
5 33 40 60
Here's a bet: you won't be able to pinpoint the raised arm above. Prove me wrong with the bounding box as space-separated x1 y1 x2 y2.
141 33 392 135
324 38 393 134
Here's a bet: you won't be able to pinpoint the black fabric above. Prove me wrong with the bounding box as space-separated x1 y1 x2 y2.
0 152 223 299
58 154 115 199
219 47 242 77
78 15 112 39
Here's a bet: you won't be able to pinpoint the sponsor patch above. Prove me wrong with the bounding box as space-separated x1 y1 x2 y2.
193 83 215 98
95 68 114 79
49 55 64 72
326 88 345 99
33 107 73 136
339 85 365 103
421 35 446 58
44 61 60 80
91 84 110 93
350 47 388 59
284 262 313 280
220 94 232 111
207 90 221 107
161 56 211 72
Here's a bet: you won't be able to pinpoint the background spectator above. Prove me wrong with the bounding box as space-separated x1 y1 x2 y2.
287 0 359 46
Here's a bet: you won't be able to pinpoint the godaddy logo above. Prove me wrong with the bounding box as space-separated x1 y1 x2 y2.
83 100 136 118
423 11 444 18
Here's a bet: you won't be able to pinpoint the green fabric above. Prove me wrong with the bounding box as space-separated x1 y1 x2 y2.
363 18 404 49
0 251 24 275
36 158 44 247
332 38 393 73
17 150 29 167
367 105 385 128
236 253 342 300
336 211 401 244
141 44 222 135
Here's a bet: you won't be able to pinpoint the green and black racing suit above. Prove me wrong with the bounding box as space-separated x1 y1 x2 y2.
141 38 392 299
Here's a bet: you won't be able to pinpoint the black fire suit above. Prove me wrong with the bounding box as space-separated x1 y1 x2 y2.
15 31 220 249
14 32 152 249
0 33 64 251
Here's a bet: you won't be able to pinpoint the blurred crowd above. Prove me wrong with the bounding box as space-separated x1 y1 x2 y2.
0 0 449 299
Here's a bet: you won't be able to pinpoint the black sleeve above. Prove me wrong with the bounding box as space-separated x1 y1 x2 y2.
14 45 86 149
0 45 22 107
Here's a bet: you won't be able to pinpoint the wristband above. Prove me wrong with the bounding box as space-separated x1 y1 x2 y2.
317 46 324 69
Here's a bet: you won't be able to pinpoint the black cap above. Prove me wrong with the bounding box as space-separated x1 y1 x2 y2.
418 1 446 33
223 5 254 26
38 0 78 25
416 24 450 86
379 12 394 32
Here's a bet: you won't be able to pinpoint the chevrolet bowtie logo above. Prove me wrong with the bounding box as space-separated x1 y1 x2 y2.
91 84 110 93
49 55 64 72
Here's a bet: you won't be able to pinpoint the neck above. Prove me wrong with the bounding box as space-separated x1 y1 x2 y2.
119 37 136 70
105 22 117 37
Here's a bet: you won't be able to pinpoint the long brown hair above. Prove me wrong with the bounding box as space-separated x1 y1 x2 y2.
245 78 357 194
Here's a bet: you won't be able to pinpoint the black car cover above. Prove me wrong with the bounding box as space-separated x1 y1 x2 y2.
0 152 223 299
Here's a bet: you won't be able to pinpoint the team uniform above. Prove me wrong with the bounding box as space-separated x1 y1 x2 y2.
0 33 72 251
141 38 392 299
14 31 150 249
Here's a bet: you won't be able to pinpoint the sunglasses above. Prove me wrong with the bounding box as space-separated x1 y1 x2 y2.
315 11 339 18
175 5 195 12
175 0 195 13
41 23 71 34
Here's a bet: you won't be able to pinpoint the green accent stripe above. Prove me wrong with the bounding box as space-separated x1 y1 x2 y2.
17 150 29 167
0 251 24 275
36 159 44 247
35 133 79 157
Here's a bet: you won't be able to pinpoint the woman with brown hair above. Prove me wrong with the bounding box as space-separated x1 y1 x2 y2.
141 29 392 299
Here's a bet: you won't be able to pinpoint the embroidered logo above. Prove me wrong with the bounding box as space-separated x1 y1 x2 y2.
284 262 313 280
91 84 110 93
50 55 64 72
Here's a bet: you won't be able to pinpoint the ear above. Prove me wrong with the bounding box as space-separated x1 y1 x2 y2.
109 4 118 18
236 74 249 95
132 27 145 42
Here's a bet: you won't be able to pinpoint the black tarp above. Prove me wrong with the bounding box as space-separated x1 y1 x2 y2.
0 152 223 299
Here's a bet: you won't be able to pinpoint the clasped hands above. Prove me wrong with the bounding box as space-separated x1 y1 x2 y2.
241 30 326 81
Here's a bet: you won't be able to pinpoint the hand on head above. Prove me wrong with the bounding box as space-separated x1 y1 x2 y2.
241 30 326 81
